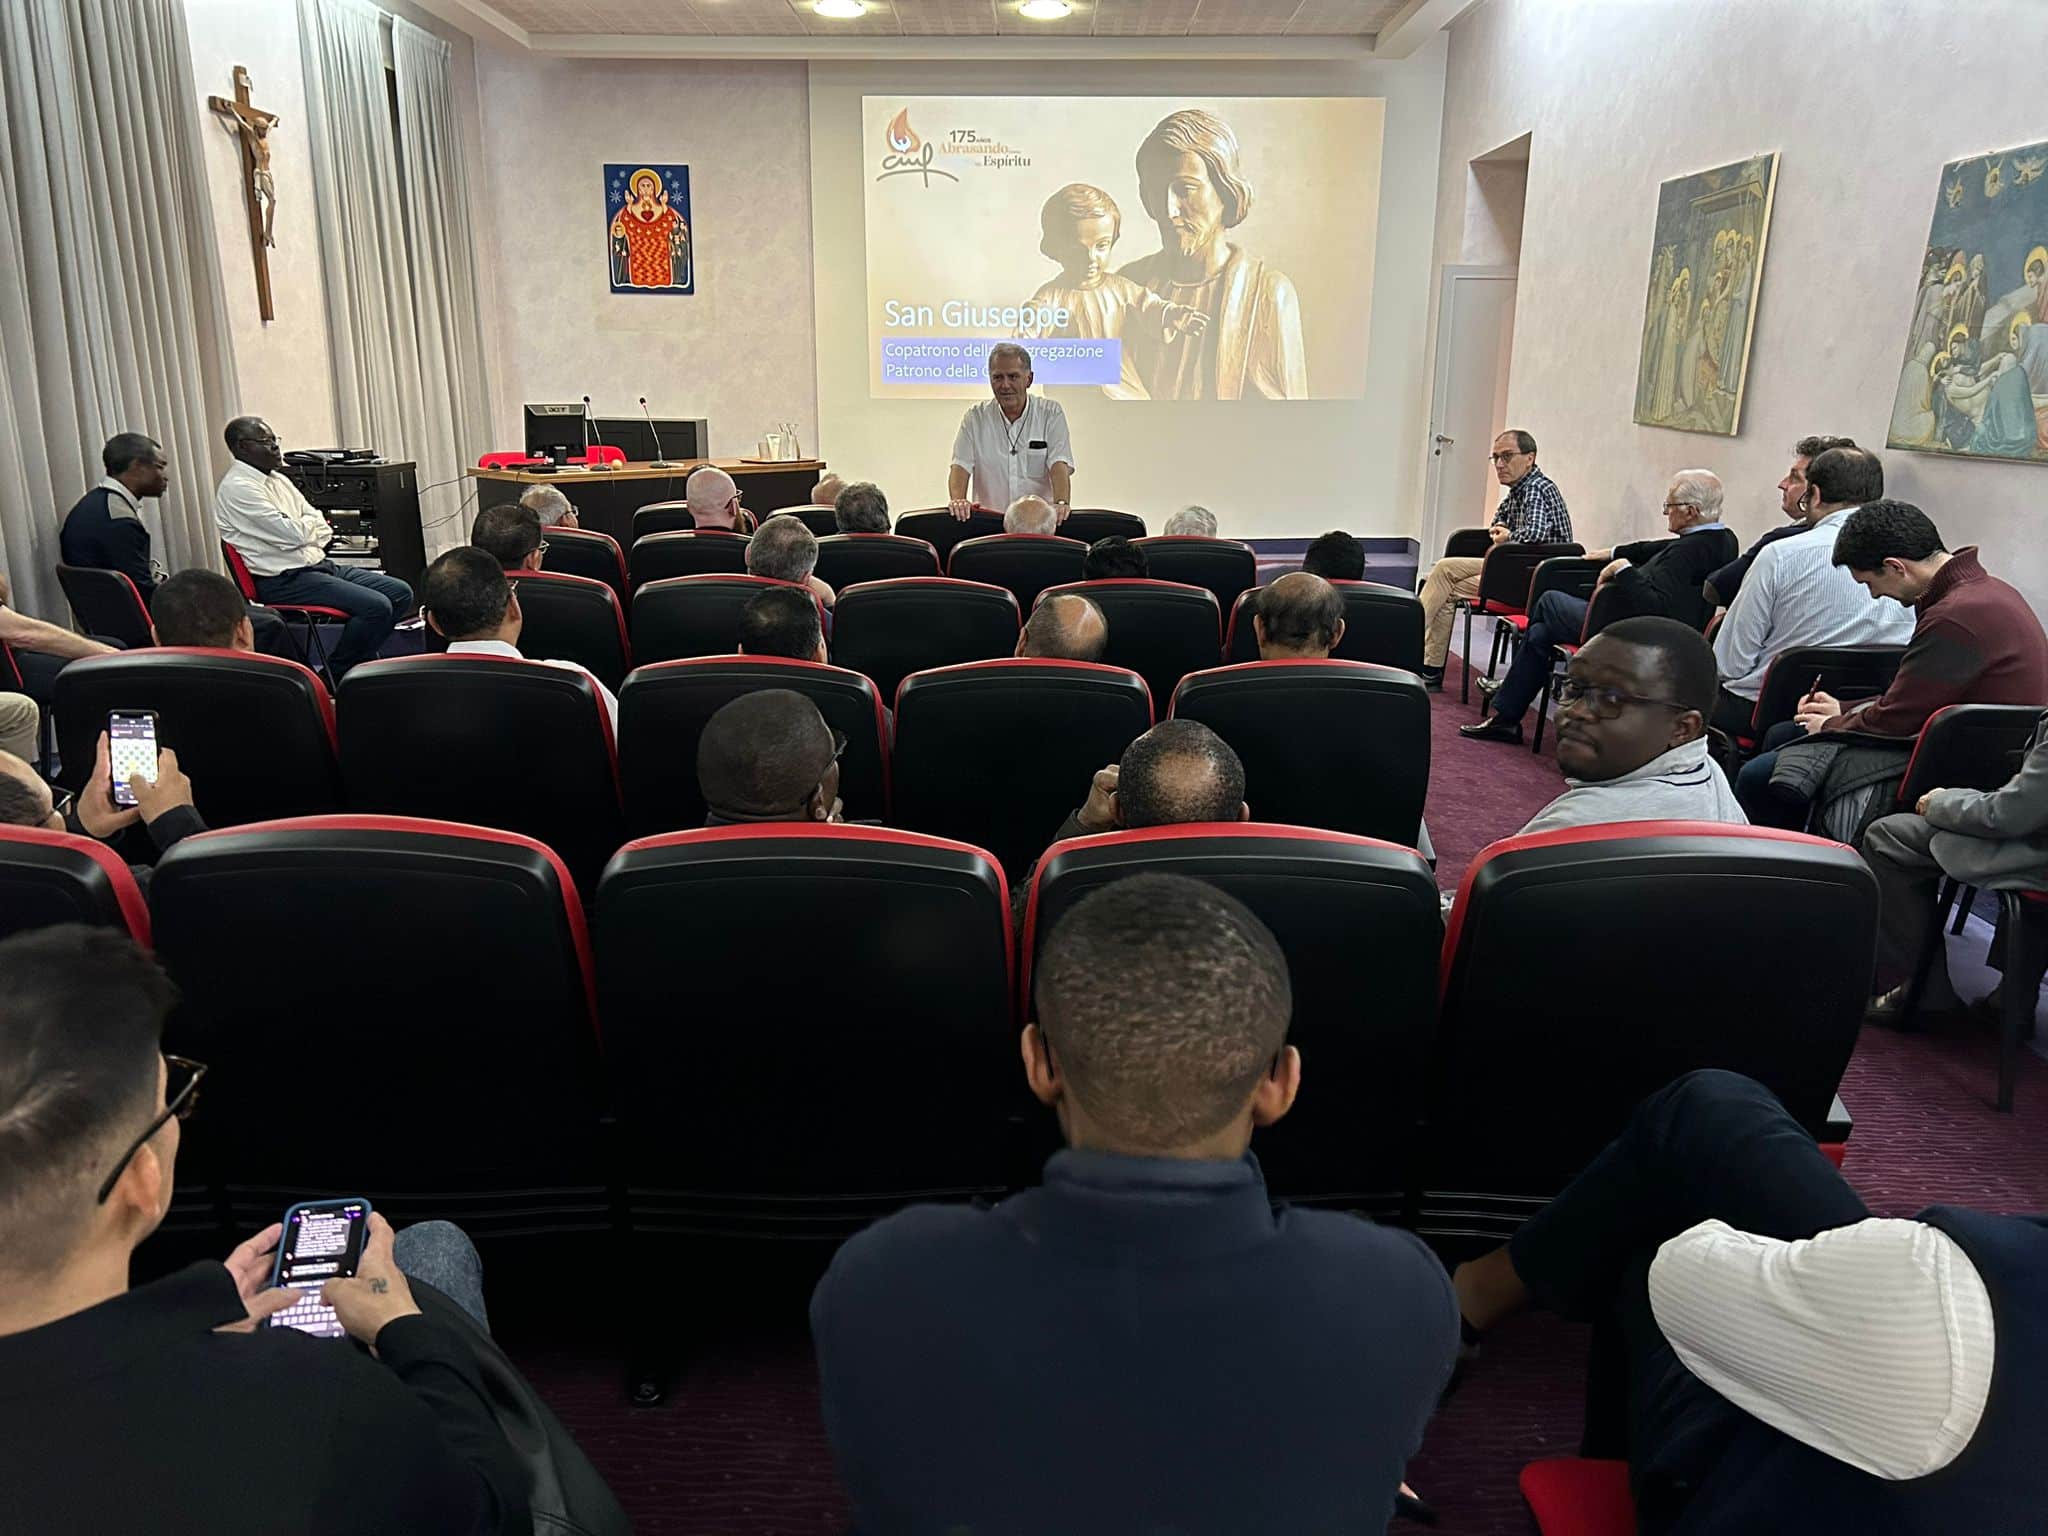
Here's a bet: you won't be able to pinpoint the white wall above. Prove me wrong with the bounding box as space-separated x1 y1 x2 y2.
469 52 817 458
1435 0 2048 615
809 47 1449 539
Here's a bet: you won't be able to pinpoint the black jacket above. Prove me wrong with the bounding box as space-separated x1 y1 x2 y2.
1608 525 1740 628
60 485 158 601
0 1262 529 1534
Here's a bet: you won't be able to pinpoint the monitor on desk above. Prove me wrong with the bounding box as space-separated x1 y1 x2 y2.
523 403 587 461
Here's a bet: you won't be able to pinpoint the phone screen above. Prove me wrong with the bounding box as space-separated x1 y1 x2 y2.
268 1199 370 1338
107 711 159 810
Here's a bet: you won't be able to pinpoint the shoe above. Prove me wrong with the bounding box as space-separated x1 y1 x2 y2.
1459 716 1524 744
1476 675 1502 701
1865 984 1971 1033
1418 664 1445 691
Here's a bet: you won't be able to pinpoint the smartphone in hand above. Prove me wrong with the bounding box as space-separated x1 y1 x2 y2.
106 711 159 809
268 1198 372 1337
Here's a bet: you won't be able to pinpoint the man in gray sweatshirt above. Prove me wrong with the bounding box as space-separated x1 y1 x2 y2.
1518 617 1747 836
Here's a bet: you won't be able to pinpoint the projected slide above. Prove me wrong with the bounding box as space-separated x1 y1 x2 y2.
863 96 1382 402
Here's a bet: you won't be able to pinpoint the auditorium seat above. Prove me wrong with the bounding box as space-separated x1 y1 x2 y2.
0 824 151 944
596 824 1015 1239
892 658 1151 879
1520 1460 1636 1536
1894 703 2042 812
631 573 814 664
541 526 629 606
617 655 889 835
222 540 346 682
831 577 1020 702
1526 578 1628 752
508 570 631 691
1739 644 1906 752
56 564 155 649
1022 824 1438 1216
628 528 751 586
53 649 341 828
767 504 839 536
1038 578 1220 708
150 815 606 1237
1134 535 1258 619
1224 581 1428 671
1426 822 1876 1246
813 532 941 589
478 450 543 470
1171 661 1429 845
1461 539 1583 702
337 654 621 893
631 501 695 541
895 508 1003 564
573 444 626 466
948 533 1087 615
1059 508 1147 544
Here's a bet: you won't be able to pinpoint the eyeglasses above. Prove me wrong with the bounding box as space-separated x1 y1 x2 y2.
1556 678 1690 720
48 787 74 824
1489 450 1526 464
536 538 550 555
96 1055 207 1204
1662 501 1700 512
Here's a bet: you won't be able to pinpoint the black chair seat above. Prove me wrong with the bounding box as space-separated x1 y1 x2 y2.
632 574 809 665
509 571 631 691
814 533 941 589
541 528 629 605
57 564 154 648
895 509 1003 565
1134 536 1257 620
1039 579 1220 711
632 502 695 541
831 578 1021 704
765 505 839 537
1060 509 1147 545
947 534 1086 616
629 530 751 586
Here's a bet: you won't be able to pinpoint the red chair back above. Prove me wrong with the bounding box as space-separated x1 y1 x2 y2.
478 450 542 469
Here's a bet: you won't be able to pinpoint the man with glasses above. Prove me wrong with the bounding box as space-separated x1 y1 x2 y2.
697 690 846 826
518 483 581 529
421 549 618 736
1463 470 1734 744
684 466 755 533
472 501 547 573
1416 429 1572 689
0 924 534 1533
1516 617 1745 834
213 415 414 676
0 732 204 882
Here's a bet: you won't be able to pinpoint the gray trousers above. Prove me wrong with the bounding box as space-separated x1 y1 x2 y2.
1864 813 1968 1008
392 1219 490 1331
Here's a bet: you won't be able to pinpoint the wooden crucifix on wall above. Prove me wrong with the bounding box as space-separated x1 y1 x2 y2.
208 66 279 321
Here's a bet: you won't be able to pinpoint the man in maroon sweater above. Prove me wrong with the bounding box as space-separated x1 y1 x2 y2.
1791 501 2048 738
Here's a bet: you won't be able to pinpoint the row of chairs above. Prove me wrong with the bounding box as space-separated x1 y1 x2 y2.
0 816 1873 1251
629 506 1149 562
46 648 1433 885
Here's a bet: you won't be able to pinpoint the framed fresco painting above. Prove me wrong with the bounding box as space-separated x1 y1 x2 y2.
607 163 693 295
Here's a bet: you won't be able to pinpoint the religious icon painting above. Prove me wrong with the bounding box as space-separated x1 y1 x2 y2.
1631 152 1779 437
1887 138 2048 464
606 163 694 295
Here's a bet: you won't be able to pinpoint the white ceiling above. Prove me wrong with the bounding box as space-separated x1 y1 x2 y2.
475 0 1409 36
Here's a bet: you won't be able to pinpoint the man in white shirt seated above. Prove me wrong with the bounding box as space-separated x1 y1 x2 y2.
419 549 618 736
213 417 413 676
1518 617 1745 835
1711 446 1913 732
947 344 1076 523
1452 1070 2046 1531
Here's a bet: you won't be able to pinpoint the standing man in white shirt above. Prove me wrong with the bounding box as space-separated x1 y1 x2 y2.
213 417 413 675
947 345 1076 523
1452 1070 2044 1529
1710 446 1913 729
419 548 618 736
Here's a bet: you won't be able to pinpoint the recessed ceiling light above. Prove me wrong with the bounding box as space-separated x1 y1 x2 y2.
1019 0 1073 18
813 0 865 17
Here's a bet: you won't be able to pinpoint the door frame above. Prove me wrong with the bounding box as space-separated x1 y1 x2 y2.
1421 264 1518 564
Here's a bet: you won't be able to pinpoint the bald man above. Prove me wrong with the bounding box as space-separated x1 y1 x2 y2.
812 473 847 509
1018 593 1108 661
686 467 752 533
1005 496 1060 536
1252 572 1346 660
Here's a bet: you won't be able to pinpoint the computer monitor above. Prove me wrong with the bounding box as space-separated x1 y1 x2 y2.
593 416 710 461
523 403 588 461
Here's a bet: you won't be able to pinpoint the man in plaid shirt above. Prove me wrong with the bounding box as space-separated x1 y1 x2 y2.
1416 430 1573 687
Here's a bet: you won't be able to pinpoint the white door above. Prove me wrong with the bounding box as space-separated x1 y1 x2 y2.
1421 266 1518 563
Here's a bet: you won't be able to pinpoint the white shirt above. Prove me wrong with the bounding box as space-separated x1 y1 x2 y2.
1713 507 1917 699
1518 737 1747 836
949 395 1075 513
1650 1216 1994 1480
214 460 332 576
446 638 619 737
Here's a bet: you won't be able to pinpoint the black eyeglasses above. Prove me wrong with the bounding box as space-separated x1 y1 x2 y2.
96 1055 207 1204
1556 678 1690 720
1489 450 1526 464
536 538 551 556
49 787 74 824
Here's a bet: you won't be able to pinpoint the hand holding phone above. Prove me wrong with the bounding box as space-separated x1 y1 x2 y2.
269 1198 371 1337
106 711 159 810
320 1213 423 1349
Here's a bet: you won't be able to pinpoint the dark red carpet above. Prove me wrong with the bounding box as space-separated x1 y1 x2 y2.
510 651 2048 1534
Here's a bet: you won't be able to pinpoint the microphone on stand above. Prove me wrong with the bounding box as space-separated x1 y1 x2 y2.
582 395 618 470
639 395 671 469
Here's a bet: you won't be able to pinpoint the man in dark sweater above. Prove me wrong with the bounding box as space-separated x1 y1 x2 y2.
0 925 533 1534
59 432 168 598
1464 470 1735 745
812 874 1459 1535
1701 433 1860 610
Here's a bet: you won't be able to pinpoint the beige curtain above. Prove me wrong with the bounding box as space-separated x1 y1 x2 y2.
0 0 239 620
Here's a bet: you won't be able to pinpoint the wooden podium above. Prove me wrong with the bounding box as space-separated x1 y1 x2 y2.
467 459 826 546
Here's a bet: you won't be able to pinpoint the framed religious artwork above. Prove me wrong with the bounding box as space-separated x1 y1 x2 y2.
1631 152 1779 437
1887 139 2048 464
606 163 694 295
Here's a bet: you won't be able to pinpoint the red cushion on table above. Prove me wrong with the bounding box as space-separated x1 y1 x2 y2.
1519 1458 1636 1536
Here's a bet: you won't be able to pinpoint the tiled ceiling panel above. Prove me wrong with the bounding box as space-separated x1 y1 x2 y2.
482 0 1405 36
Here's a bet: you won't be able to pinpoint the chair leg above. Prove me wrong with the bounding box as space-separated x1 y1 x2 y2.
1461 605 1473 703
1950 884 1978 936
1899 877 1961 1022
1996 892 2047 1114
1532 669 1552 753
